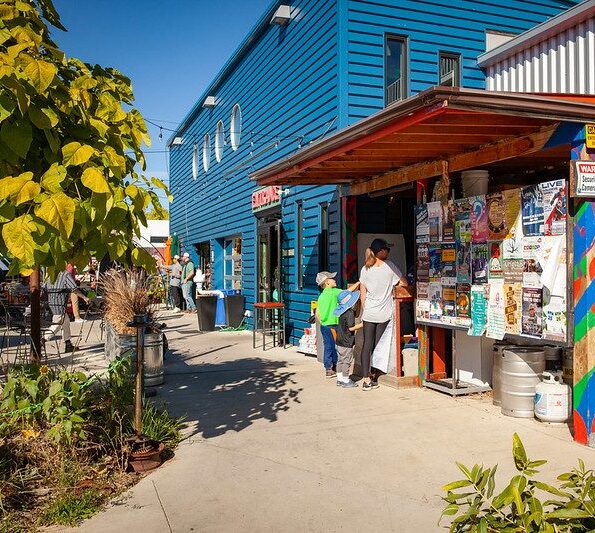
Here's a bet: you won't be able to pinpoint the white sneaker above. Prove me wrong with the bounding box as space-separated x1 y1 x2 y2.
173 307 181 312
73 319 84 323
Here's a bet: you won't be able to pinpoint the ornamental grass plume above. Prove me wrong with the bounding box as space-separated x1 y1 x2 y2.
101 269 157 335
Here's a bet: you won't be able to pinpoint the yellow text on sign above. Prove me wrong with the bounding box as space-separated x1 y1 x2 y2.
587 124 595 149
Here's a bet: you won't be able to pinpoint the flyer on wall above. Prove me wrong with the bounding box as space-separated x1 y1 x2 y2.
416 282 430 321
416 244 430 282
427 201 442 242
469 284 488 336
503 259 524 283
429 282 443 321
442 200 455 242
541 179 566 236
522 236 543 289
428 244 442 281
503 188 522 237
442 286 456 324
456 242 471 283
540 235 566 297
455 198 471 244
486 279 506 340
441 243 457 285
456 283 471 326
521 184 544 236
487 192 507 240
471 243 488 284
543 295 566 342
488 241 504 279
522 288 543 337
504 282 522 335
415 204 430 243
470 195 488 243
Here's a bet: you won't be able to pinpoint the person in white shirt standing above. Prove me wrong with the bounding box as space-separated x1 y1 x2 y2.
359 239 408 391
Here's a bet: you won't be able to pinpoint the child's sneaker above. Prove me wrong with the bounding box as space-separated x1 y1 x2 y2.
342 380 358 388
336 380 344 387
362 381 372 391
325 369 336 378
370 380 380 389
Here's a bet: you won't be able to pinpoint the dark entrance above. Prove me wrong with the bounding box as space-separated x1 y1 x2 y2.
256 211 282 303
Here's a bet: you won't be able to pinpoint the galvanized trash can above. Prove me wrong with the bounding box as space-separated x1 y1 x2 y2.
142 332 165 387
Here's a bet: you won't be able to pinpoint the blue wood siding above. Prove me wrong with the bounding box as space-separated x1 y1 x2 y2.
169 0 340 343
345 0 580 121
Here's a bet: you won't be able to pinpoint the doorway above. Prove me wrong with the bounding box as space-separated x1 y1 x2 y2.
256 213 282 303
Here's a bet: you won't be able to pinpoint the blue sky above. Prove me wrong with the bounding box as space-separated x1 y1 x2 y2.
52 0 272 206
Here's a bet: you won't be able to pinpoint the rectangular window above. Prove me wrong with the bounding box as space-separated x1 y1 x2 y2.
296 200 303 290
319 203 329 273
439 52 461 87
223 236 242 290
385 35 407 105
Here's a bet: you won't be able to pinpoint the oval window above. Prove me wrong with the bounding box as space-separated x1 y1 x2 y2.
215 120 224 162
191 144 198 180
230 103 241 151
203 133 211 172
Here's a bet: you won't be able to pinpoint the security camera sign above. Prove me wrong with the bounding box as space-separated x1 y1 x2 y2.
575 160 595 197
587 124 595 149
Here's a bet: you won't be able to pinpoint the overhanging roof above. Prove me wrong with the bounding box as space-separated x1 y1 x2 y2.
251 87 595 195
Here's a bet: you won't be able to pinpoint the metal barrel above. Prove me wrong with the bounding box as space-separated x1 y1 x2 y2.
492 343 513 406
143 333 165 387
500 347 545 418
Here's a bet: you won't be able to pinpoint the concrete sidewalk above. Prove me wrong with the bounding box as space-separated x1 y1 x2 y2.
68 312 593 533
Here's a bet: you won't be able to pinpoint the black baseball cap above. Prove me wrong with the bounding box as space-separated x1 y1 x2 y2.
370 238 390 254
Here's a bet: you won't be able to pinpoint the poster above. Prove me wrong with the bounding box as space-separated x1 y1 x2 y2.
442 286 456 324
416 244 429 282
540 235 566 298
455 198 471 244
456 283 471 326
486 279 506 340
487 192 507 240
469 284 488 336
470 195 488 243
442 200 455 242
504 282 522 335
427 201 442 242
471 243 488 284
541 179 566 236
522 288 543 337
416 282 430 321
488 241 504 279
429 282 443 321
503 188 522 238
521 184 544 236
415 204 430 243
428 244 442 281
543 295 566 342
456 242 471 283
441 243 457 285
503 259 524 283
522 236 543 289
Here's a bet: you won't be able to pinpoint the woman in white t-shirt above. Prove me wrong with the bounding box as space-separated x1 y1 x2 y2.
359 238 408 391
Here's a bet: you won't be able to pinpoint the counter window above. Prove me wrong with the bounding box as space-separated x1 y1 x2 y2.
224 236 242 290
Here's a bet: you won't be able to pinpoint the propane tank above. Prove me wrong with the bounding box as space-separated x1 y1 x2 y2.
534 371 571 423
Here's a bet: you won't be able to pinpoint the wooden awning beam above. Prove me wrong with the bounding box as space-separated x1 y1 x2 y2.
348 125 558 196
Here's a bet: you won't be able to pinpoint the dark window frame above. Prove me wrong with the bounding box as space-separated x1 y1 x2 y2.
438 51 461 87
384 34 409 106
296 200 303 290
319 203 329 273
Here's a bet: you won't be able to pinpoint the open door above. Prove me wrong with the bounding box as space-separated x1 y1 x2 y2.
257 217 282 303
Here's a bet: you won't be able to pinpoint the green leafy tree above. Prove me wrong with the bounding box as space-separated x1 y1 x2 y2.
0 0 171 278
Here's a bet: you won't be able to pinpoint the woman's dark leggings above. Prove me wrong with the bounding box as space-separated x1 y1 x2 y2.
361 320 389 379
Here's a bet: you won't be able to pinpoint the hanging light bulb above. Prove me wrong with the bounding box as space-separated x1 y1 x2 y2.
158 127 163 142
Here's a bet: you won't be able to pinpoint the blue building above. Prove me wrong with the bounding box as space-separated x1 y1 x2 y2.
169 0 578 343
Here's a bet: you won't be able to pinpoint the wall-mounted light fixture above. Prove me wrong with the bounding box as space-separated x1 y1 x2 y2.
270 5 291 25
202 96 216 108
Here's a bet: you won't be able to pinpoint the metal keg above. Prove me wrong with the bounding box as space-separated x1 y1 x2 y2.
492 343 513 406
500 347 545 418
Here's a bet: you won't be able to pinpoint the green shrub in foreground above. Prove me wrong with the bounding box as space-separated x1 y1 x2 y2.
441 433 595 532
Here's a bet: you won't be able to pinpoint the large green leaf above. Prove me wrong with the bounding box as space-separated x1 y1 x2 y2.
35 192 75 238
0 93 15 123
80 166 110 193
28 105 59 129
0 119 32 158
40 163 66 193
15 180 40 205
23 57 57 92
62 142 94 166
2 214 36 263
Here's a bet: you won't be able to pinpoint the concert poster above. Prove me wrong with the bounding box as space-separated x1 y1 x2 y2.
487 192 507 240
521 184 544 237
471 243 488 284
540 179 567 236
470 195 488 243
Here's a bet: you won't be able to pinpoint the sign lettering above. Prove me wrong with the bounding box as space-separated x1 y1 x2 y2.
575 161 595 198
252 186 281 212
587 124 595 149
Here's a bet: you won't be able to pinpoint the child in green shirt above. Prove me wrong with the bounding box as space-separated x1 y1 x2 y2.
316 271 359 378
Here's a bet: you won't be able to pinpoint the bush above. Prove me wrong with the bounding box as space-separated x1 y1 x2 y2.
440 433 595 532
39 489 102 527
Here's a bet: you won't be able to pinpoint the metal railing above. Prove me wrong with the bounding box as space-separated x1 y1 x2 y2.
385 78 402 105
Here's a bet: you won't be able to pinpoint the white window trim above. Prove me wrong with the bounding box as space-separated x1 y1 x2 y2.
215 120 224 162
230 103 242 151
203 133 211 172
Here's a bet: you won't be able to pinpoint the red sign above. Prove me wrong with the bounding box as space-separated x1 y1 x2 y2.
575 161 595 197
252 186 281 212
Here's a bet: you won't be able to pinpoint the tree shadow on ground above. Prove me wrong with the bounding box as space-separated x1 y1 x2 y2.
155 356 302 440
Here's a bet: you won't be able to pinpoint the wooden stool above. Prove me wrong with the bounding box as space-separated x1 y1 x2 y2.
253 302 286 350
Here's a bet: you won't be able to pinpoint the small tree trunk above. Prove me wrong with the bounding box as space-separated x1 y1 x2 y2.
30 267 41 363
